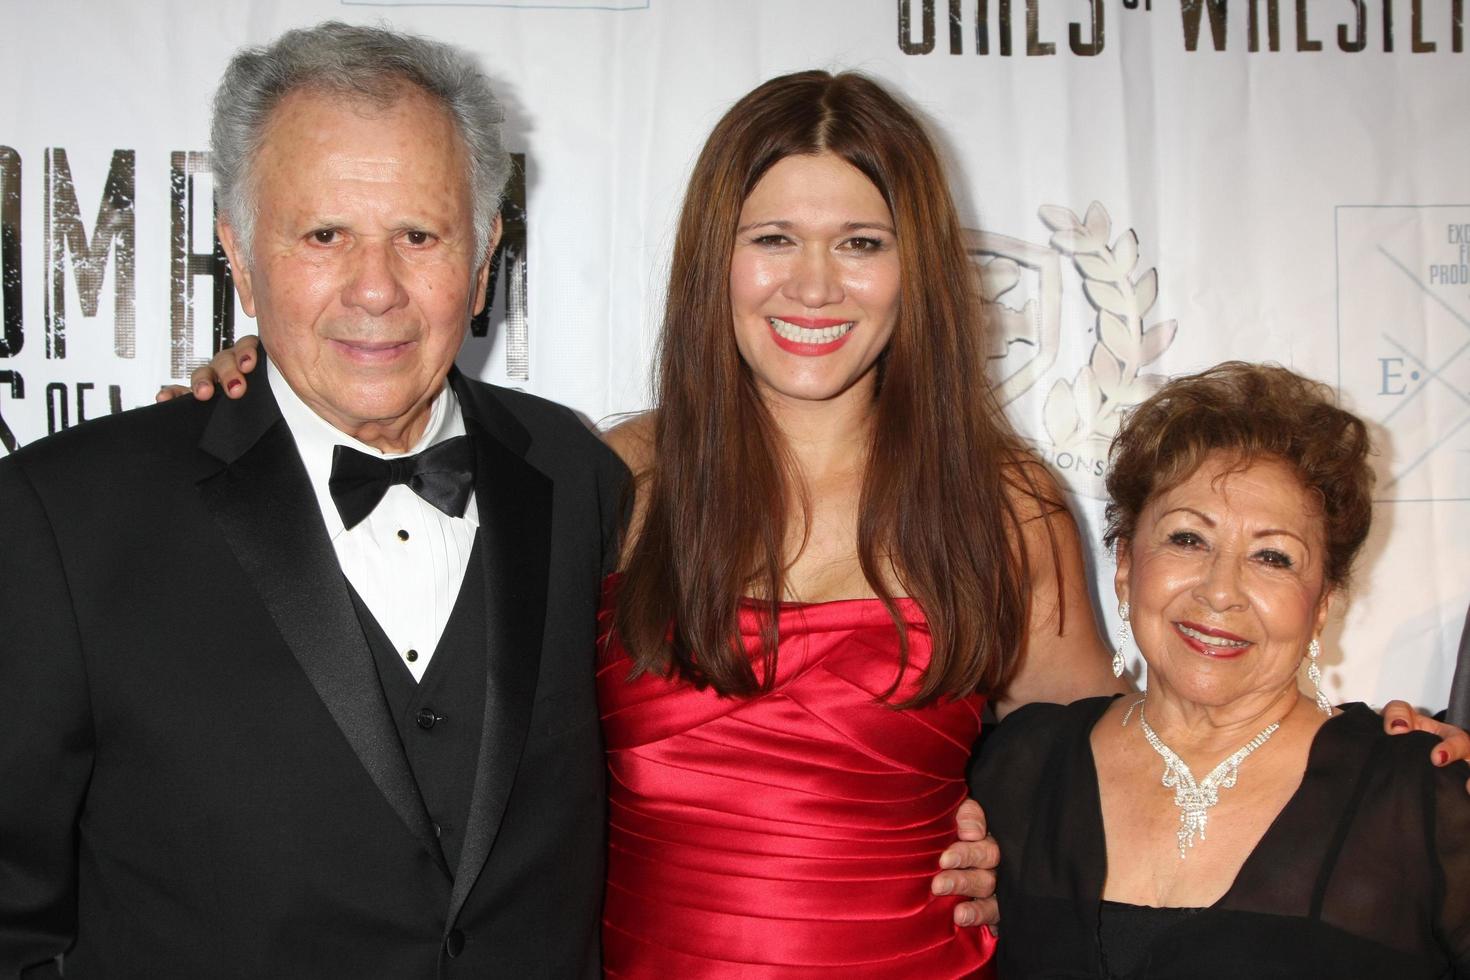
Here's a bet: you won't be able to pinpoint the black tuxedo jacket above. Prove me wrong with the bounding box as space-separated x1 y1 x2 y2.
0 370 625 978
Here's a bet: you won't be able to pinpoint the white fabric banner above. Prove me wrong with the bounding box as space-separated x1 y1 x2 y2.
1 0 1465 708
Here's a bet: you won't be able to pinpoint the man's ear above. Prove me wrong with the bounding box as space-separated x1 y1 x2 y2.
470 213 503 318
217 219 257 317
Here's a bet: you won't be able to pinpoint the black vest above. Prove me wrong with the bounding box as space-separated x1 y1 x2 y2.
348 541 487 874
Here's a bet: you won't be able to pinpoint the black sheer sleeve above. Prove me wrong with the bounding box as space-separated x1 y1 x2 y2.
1433 755 1470 974
970 698 1118 978
969 701 1063 808
968 698 1108 878
968 701 1052 891
1219 708 1470 977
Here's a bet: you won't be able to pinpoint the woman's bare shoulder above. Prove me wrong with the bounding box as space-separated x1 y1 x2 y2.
601 412 657 560
1000 453 1068 524
601 411 656 475
992 452 1124 715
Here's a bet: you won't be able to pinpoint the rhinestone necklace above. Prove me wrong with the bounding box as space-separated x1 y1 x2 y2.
1122 696 1282 859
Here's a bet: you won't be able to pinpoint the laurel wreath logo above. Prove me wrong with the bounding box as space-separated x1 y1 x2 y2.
1023 202 1177 455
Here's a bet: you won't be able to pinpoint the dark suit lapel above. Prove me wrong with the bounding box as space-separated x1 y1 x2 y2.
447 375 552 924
195 374 449 878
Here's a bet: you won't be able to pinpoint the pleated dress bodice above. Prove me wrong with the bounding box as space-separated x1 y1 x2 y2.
598 583 995 978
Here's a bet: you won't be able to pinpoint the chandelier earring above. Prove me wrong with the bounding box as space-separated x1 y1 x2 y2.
1307 637 1333 716
1112 601 1131 678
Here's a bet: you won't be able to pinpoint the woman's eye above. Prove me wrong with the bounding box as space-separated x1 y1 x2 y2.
844 236 885 252
753 234 790 247
1167 530 1204 549
1256 548 1295 569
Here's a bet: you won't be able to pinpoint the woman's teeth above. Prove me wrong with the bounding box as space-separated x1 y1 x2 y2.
768 317 854 344
1178 624 1250 648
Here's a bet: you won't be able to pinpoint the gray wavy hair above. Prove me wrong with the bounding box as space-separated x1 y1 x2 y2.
211 21 510 266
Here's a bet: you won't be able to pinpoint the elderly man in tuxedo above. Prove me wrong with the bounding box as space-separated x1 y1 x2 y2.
0 22 622 977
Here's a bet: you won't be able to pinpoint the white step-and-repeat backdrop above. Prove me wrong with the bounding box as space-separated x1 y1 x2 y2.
1 0 1466 708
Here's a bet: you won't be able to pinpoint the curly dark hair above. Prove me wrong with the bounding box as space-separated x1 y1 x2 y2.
1103 362 1374 587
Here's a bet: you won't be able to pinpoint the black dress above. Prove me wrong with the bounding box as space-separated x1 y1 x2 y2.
971 697 1470 979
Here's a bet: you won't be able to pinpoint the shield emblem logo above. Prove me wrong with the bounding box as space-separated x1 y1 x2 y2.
962 204 1179 499
964 229 1063 407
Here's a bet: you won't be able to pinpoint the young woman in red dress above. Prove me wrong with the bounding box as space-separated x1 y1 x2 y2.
597 70 1119 977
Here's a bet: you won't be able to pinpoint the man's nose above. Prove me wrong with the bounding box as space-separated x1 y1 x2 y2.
342 240 410 316
781 247 844 309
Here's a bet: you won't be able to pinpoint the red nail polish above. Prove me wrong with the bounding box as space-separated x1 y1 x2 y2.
1435 750 1448 765
227 379 241 392
1390 720 1409 731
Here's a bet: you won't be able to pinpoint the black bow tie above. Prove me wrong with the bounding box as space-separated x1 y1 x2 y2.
328 435 476 530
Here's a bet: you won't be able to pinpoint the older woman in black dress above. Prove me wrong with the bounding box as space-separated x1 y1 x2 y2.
974 362 1470 978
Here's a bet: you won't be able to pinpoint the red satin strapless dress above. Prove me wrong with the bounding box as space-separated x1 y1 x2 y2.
598 585 997 978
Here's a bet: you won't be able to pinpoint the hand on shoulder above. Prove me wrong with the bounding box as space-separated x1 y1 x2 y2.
1382 700 1470 793
154 335 260 403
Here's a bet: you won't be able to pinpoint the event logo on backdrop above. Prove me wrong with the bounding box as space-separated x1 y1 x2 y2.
1337 204 1470 503
0 148 528 454
896 0 1465 56
0 147 144 451
971 203 1177 498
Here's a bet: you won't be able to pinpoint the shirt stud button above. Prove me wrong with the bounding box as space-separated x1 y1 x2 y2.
397 529 409 541
405 649 419 663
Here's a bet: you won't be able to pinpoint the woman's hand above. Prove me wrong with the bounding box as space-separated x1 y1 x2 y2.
154 335 261 402
1383 700 1470 792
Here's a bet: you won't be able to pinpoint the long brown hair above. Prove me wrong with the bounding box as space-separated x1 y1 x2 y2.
616 70 1055 706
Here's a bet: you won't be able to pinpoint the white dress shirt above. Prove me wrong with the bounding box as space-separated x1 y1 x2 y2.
269 363 478 682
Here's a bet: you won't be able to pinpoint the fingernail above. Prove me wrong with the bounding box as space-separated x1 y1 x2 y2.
1435 750 1448 765
240 355 253 367
227 379 241 393
939 853 957 870
933 879 952 895
955 907 973 926
1391 720 1409 732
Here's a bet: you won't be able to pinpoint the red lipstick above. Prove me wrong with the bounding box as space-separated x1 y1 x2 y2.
1173 620 1252 659
766 316 855 357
